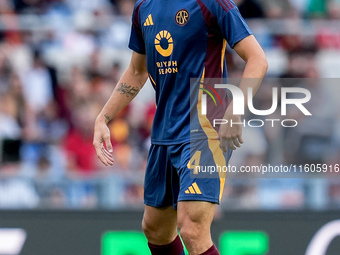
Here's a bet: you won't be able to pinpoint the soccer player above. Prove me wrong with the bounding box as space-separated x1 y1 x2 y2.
93 0 267 254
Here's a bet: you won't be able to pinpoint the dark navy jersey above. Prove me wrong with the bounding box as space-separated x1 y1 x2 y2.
129 0 252 145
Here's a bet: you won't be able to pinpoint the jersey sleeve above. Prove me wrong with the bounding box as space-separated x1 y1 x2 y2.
219 6 252 48
202 0 252 48
128 1 146 54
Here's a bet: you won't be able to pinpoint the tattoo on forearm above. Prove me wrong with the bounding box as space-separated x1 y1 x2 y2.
116 83 140 98
104 113 111 122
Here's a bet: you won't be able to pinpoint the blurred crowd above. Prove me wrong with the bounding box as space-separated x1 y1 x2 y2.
0 0 340 210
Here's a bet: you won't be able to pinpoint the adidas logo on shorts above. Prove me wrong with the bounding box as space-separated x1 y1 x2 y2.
184 182 202 194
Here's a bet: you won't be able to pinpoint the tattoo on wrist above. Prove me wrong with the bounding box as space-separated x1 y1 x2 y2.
104 113 111 123
116 83 140 98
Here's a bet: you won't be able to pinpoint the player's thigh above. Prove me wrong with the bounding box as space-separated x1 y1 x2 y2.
142 205 178 244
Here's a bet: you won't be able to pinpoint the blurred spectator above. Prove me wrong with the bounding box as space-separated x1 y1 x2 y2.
257 178 305 210
46 0 71 17
12 0 43 14
235 0 265 18
0 94 22 140
117 0 135 17
0 159 39 209
280 45 317 78
20 50 53 113
0 0 14 14
66 0 111 13
33 155 61 207
63 102 98 176
0 52 12 93
62 23 96 58
108 62 122 84
306 0 340 18
258 0 294 18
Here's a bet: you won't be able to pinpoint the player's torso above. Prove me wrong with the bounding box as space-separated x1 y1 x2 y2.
137 0 227 144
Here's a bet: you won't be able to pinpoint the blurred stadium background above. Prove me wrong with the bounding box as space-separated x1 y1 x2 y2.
1 0 340 254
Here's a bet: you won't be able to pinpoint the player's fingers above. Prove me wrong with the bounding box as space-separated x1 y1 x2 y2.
101 147 114 165
104 135 113 154
101 154 111 166
98 152 109 166
227 137 236 150
220 137 228 153
102 155 113 166
232 137 241 148
238 135 244 144
93 143 109 166
101 147 114 160
102 153 114 165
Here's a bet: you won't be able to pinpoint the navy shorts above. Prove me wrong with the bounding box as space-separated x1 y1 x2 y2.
144 139 232 209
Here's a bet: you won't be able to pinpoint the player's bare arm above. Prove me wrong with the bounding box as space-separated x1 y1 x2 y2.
93 52 148 166
219 35 268 152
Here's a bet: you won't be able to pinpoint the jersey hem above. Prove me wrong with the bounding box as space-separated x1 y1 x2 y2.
230 32 252 48
128 45 146 55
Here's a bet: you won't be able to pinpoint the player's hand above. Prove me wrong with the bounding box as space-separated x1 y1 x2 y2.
93 118 114 166
218 110 244 153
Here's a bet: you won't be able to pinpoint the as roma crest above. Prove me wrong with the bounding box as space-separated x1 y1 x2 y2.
175 9 189 26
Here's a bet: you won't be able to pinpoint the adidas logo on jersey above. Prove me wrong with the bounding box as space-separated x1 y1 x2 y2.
144 14 154 26
185 182 202 195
